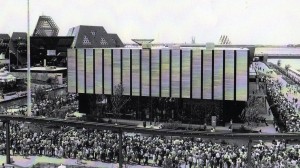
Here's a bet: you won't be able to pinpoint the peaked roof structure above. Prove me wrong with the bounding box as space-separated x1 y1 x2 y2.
67 25 124 48
33 15 59 37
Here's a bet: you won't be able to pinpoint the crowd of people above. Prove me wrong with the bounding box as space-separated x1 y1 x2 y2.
266 77 300 132
2 122 249 167
1 90 78 119
253 62 300 133
32 92 78 118
252 140 300 167
1 122 300 167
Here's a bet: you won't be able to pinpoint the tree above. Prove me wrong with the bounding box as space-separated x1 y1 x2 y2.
285 64 291 75
33 86 47 104
240 95 266 130
277 60 281 67
111 83 130 123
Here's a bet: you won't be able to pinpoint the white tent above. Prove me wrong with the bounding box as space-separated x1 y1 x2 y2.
57 164 66 168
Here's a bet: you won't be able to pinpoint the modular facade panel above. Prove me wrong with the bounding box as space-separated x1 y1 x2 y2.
113 49 121 93
94 49 103 94
192 49 201 99
161 49 170 97
151 49 160 97
122 49 130 95
203 50 212 99
67 49 76 93
104 49 112 94
131 49 140 96
225 50 234 100
142 49 150 96
182 49 191 98
171 50 180 98
214 50 223 100
77 49 85 93
236 50 248 101
68 48 248 101
86 49 94 94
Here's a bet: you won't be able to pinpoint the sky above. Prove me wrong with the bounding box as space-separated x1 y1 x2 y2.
1 0 300 44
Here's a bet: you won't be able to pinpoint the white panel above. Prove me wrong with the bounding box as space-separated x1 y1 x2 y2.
142 49 150 96
131 49 140 96
192 49 201 99
214 50 223 100
122 49 130 95
161 49 170 97
86 49 94 94
77 49 85 93
182 49 191 98
203 50 212 99
95 49 102 94
113 49 121 93
236 50 248 101
225 50 234 100
151 49 160 97
104 49 112 94
67 49 76 93
171 50 180 98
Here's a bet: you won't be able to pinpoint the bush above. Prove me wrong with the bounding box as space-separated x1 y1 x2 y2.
221 139 227 145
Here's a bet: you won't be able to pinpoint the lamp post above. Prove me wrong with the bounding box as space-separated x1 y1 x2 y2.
27 0 31 116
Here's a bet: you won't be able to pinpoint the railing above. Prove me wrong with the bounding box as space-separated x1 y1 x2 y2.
1 115 300 167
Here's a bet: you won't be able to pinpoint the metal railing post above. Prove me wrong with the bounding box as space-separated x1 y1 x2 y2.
247 139 252 166
119 130 123 168
6 120 10 164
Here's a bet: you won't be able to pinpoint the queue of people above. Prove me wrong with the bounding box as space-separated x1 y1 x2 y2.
266 77 300 132
254 62 300 133
1 122 300 167
31 93 78 118
251 140 300 167
1 122 251 168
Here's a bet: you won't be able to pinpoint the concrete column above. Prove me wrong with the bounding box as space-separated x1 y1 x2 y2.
6 121 10 164
119 130 123 168
247 139 252 165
